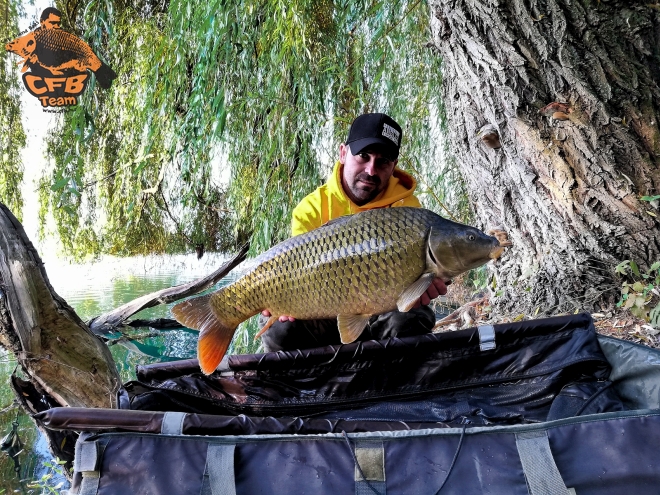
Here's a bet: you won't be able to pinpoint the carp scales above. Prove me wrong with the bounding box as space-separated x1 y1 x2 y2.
172 207 511 374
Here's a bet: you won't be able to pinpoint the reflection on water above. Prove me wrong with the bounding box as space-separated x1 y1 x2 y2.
0 252 247 492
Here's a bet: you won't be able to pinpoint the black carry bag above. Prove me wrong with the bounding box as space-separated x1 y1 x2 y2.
39 313 660 494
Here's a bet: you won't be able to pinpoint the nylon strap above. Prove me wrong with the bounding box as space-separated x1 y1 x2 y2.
79 471 100 495
478 325 496 351
74 440 101 495
354 441 386 495
515 431 570 495
204 444 237 495
161 411 186 435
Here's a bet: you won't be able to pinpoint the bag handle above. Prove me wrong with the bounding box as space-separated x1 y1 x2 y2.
202 444 237 495
516 431 572 495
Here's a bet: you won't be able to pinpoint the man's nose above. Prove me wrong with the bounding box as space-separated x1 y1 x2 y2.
363 158 376 176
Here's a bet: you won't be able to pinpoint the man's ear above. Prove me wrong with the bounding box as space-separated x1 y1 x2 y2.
339 143 348 164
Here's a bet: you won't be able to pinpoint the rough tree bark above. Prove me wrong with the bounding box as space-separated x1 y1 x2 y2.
0 203 121 409
429 0 660 315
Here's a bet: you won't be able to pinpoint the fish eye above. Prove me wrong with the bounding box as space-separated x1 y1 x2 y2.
468 234 475 241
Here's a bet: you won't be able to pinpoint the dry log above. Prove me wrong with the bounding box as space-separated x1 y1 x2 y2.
0 202 120 409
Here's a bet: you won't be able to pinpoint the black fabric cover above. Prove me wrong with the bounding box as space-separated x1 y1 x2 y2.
121 313 625 426
36 406 453 435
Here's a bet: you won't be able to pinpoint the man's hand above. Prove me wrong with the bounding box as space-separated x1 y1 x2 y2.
262 310 295 322
413 278 451 308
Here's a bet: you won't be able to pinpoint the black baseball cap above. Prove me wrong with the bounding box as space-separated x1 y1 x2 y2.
346 113 402 159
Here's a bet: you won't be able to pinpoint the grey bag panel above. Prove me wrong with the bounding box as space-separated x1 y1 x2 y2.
598 335 660 410
550 410 660 494
67 410 660 495
236 438 355 494
97 436 207 494
386 428 530 495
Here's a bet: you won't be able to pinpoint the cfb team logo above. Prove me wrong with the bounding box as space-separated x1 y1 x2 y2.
4 7 116 109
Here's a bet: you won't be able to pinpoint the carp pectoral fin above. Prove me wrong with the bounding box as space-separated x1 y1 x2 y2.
337 314 371 344
172 295 236 375
396 272 435 312
254 316 278 340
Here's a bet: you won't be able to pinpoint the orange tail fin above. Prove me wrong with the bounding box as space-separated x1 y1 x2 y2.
171 295 237 375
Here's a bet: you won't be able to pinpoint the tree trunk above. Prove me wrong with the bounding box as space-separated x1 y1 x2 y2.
0 203 121 408
429 0 660 315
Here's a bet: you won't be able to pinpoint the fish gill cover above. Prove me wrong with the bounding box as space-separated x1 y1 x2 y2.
4 7 116 109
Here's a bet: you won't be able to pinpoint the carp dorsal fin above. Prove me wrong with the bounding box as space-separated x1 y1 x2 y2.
337 314 371 344
396 272 435 312
171 294 236 375
322 215 352 228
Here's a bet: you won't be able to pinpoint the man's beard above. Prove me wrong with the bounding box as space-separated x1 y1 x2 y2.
350 173 381 204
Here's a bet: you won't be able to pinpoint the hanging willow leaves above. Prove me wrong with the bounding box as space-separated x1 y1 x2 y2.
37 0 466 259
0 0 26 221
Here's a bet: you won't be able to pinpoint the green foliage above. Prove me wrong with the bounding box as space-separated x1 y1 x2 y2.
26 458 67 494
0 0 26 220
36 0 461 258
615 260 660 327
466 265 490 293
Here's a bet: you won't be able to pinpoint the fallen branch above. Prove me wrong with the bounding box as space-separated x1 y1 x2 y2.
87 243 249 333
432 297 488 332
126 318 183 330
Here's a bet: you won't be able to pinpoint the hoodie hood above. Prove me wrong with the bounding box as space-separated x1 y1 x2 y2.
291 161 421 236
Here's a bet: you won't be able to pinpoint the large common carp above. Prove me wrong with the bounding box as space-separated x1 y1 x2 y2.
172 207 510 374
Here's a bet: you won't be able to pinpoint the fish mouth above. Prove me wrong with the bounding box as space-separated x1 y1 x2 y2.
489 246 505 259
487 229 513 259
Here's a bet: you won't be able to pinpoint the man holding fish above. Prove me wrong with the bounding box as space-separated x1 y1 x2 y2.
259 113 451 352
172 113 509 374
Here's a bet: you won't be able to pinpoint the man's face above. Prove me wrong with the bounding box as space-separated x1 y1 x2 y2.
339 144 397 206
41 14 61 29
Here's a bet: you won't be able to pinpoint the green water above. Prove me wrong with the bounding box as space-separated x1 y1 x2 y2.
0 253 247 492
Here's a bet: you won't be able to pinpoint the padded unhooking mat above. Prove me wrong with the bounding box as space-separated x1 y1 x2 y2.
45 313 660 494
120 313 626 426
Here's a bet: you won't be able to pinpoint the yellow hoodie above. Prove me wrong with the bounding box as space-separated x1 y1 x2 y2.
291 160 421 236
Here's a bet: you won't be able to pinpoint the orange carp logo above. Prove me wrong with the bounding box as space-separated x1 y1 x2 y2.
4 7 116 109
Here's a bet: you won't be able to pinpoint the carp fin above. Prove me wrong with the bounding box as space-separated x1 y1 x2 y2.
323 215 353 228
254 315 278 340
171 295 236 375
171 294 213 330
337 314 371 344
396 272 435 312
